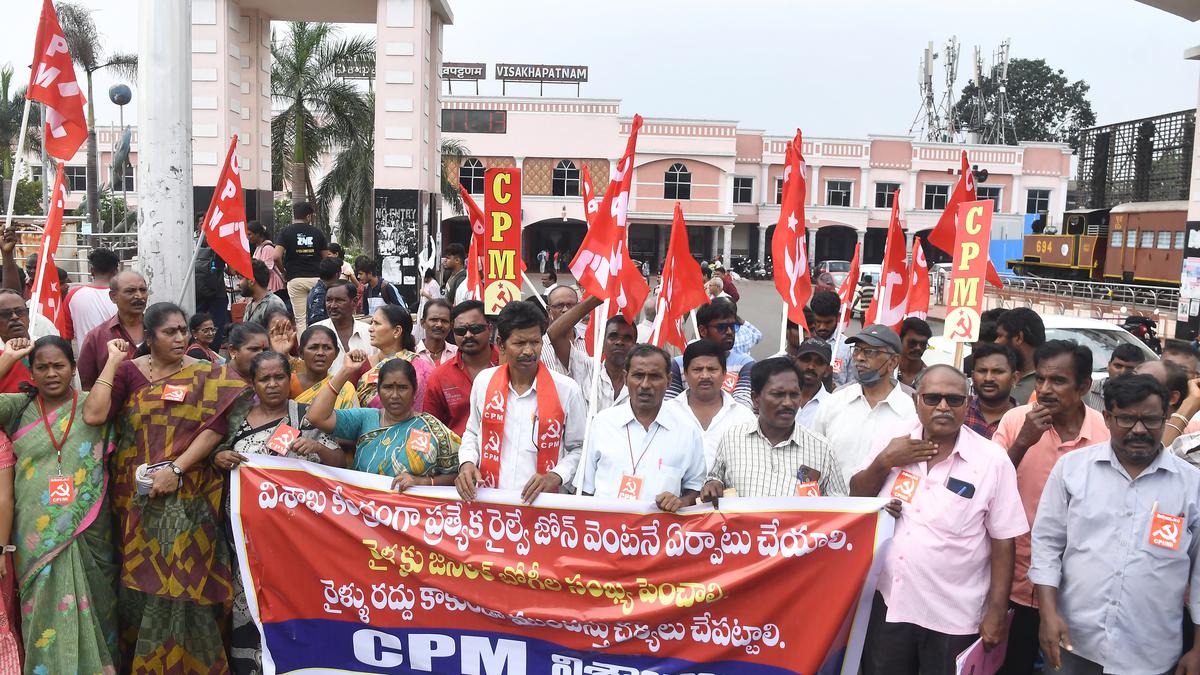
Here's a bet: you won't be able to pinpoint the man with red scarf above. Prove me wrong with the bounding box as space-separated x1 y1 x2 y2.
455 300 587 504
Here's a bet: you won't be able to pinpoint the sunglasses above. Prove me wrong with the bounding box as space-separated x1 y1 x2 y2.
918 393 968 408
0 307 29 320
453 323 489 337
707 322 737 333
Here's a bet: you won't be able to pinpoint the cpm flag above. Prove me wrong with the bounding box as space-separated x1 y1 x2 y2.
865 189 908 329
837 241 862 331
200 136 253 280
904 238 930 320
26 0 87 161
569 115 649 322
31 162 67 334
649 203 708 351
926 151 1003 288
772 129 812 328
458 184 486 301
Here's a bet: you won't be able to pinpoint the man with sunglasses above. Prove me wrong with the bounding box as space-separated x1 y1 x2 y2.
1030 374 1200 675
851 365 1027 675
666 299 755 407
424 300 499 435
992 339 1109 674
0 289 33 392
813 324 917 481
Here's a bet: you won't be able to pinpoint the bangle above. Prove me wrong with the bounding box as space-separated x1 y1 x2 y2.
1172 412 1191 425
1167 422 1185 435
325 380 340 395
93 378 113 389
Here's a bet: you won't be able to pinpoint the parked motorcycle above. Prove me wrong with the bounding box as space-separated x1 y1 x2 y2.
1120 316 1162 354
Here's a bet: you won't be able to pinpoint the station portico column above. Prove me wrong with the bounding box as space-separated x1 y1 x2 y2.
756 223 769 265
807 223 817 267
721 224 733 264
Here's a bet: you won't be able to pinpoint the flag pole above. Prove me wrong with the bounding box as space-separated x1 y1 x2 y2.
3 103 32 232
778 305 788 353
689 309 699 341
176 236 205 307
575 297 609 496
521 271 547 309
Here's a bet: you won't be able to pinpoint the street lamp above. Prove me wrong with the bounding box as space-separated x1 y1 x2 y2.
108 84 132 233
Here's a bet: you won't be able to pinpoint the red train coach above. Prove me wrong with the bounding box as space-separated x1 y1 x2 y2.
1103 201 1188 285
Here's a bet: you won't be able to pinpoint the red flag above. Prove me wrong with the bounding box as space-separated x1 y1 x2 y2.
864 190 908 329
836 242 862 331
771 129 812 328
649 203 708 350
904 238 930 320
26 0 87 161
459 184 486 300
569 115 649 322
200 136 253 279
581 164 601 227
31 162 67 334
926 151 1003 288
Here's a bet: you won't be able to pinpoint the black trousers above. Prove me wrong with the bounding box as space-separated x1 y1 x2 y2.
997 602 1040 675
861 592 977 675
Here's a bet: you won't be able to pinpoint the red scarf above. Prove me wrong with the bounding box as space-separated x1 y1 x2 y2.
479 363 565 487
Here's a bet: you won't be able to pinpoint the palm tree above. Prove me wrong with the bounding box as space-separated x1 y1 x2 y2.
316 93 374 245
0 64 41 209
56 2 137 233
271 22 375 215
440 137 470 214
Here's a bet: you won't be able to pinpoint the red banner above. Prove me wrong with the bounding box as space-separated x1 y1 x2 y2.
943 200 995 342
232 457 892 675
201 136 254 279
26 0 87 161
483 168 522 315
31 162 66 334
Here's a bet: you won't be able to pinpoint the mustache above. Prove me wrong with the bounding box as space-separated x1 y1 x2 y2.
1125 434 1155 445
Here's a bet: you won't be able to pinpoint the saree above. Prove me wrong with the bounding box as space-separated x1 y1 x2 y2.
109 360 249 674
332 409 459 478
355 351 431 411
0 392 118 675
290 374 357 409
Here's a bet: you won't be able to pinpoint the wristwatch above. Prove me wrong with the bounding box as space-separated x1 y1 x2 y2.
0 545 14 553
168 462 183 477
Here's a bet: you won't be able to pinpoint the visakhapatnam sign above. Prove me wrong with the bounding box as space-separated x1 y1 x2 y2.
335 59 375 80
441 62 486 80
494 63 589 83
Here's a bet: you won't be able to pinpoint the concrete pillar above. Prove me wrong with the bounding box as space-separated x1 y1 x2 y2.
657 223 668 271
808 224 817 267
722 224 733 262
759 163 769 205
722 173 734 214
809 165 821 206
856 228 866 250
1011 174 1022 215
1054 176 1069 229
859 167 870 208
139 0 194 309
908 169 919 210
757 223 770 264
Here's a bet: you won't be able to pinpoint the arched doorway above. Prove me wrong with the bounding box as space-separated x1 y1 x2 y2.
912 229 950 264
814 225 857 264
524 218 588 272
863 227 889 264
441 216 470 252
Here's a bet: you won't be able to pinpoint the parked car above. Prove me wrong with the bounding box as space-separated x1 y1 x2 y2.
816 260 852 275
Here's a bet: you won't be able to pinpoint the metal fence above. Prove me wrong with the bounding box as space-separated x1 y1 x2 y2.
990 274 1179 312
8 215 139 282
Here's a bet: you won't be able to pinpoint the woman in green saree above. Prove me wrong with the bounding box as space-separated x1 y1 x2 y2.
307 350 459 488
83 302 250 673
0 335 118 674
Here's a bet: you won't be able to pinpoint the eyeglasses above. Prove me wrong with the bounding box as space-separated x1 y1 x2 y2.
195 327 217 335
1111 414 1166 430
918 393 968 408
707 322 737 333
851 345 894 359
453 323 489 337
549 303 577 312
0 307 29 320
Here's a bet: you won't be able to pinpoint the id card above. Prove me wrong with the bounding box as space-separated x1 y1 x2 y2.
365 370 379 385
49 475 74 505
722 371 738 393
266 424 300 455
1150 511 1185 551
161 384 187 402
890 470 921 503
617 474 643 500
795 481 821 497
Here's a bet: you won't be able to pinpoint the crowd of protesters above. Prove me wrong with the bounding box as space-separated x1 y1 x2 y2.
0 201 1192 674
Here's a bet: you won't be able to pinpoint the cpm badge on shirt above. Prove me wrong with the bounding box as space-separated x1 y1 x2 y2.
1150 510 1185 551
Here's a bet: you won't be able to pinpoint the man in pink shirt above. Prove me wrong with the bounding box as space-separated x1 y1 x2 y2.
851 364 1027 675
991 339 1108 674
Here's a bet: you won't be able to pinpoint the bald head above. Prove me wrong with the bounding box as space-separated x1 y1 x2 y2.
110 270 149 317
915 364 970 395
547 285 580 320
1135 360 1188 410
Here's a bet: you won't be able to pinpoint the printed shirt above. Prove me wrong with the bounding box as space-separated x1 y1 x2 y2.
667 390 757 472
708 421 848 498
581 402 706 499
312 318 378 374
812 382 917 482
276 223 327 279
731 321 763 356
857 422 1029 635
422 347 499 435
991 403 1109 607
458 365 587 489
827 337 855 387
414 339 458 369
667 351 755 408
962 395 1017 441
1030 443 1200 673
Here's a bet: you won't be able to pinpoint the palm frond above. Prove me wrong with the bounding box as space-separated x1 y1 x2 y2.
101 52 138 80
55 2 101 71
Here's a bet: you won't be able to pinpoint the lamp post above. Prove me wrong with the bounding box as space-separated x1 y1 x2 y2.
108 84 132 234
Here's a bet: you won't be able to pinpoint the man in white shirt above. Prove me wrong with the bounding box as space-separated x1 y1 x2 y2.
668 339 756 471
794 338 833 429
583 344 706 512
63 247 117 348
457 300 586 504
313 281 376 373
813 324 917 481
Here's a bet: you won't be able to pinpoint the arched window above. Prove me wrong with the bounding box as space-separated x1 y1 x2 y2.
459 158 485 194
552 160 580 197
664 162 691 200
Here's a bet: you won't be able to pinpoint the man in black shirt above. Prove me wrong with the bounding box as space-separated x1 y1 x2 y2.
442 243 467 305
274 202 327 330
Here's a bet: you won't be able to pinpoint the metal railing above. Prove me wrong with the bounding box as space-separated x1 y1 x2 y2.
985 273 1178 312
8 215 139 281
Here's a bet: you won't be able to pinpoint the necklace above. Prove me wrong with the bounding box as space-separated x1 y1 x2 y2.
149 355 184 382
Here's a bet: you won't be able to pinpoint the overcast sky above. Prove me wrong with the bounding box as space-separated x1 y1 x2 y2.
3 0 1198 139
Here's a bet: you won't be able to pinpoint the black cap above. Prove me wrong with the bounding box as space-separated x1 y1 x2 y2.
845 324 902 354
796 338 832 363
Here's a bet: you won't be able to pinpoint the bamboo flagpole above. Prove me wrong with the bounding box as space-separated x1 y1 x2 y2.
574 298 610 496
2 104 32 232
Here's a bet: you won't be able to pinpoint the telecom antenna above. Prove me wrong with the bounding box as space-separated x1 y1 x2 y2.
939 36 960 142
909 42 943 142
987 39 1015 144
968 45 987 143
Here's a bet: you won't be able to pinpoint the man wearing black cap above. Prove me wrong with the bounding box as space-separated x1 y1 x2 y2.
795 338 832 429
813 324 917 482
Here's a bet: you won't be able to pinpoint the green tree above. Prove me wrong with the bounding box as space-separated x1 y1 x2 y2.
440 137 470 214
271 22 375 216
273 198 292 230
75 183 134 230
316 93 374 245
12 180 42 216
56 1 137 233
0 64 41 210
954 58 1096 150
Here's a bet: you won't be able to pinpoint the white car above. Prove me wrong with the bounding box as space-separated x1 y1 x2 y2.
926 314 1159 383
